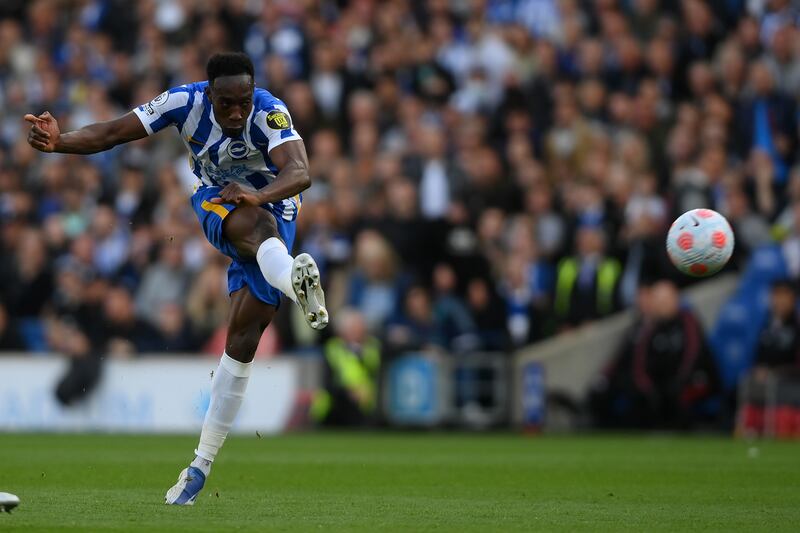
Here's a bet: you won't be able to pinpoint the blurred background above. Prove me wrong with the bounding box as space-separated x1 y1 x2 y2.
0 0 799 437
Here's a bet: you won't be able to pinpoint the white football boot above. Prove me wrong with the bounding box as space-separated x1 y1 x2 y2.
291 253 328 330
0 492 20 513
164 467 206 505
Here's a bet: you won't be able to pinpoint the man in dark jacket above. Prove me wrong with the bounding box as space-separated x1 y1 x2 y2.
754 280 800 369
590 280 721 429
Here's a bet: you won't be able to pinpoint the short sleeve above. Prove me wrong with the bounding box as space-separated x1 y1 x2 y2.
255 103 302 153
132 86 192 135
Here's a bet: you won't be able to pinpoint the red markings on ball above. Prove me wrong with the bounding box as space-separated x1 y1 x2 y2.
712 231 727 248
690 263 708 275
696 209 714 218
677 232 693 251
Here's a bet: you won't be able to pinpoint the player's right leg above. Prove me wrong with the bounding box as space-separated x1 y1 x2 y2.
189 186 327 329
165 287 275 505
223 203 327 330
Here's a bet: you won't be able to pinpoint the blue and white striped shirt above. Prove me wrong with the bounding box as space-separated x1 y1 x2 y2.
132 81 302 221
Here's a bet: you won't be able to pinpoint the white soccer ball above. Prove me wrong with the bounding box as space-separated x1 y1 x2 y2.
666 208 734 277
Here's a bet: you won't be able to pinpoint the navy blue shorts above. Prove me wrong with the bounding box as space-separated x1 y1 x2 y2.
191 186 297 307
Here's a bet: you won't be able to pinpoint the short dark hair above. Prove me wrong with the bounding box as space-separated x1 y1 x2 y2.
206 52 254 85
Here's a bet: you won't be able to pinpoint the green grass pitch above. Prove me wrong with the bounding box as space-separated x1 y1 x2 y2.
1 433 798 532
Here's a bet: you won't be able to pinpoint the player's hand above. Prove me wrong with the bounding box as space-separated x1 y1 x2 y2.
24 111 60 153
211 183 263 206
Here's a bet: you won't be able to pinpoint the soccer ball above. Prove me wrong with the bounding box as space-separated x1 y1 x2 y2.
666 208 734 277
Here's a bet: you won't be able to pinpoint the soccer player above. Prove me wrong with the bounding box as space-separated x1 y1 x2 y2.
25 52 328 505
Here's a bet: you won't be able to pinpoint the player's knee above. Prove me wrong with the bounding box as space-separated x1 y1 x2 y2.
252 211 278 241
224 207 278 258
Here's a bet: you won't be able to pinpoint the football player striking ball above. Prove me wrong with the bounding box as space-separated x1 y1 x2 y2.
25 52 328 505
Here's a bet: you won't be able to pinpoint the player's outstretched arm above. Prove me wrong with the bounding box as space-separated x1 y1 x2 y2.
24 111 148 154
212 140 311 206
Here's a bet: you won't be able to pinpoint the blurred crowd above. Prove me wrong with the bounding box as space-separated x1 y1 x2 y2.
2 0 800 368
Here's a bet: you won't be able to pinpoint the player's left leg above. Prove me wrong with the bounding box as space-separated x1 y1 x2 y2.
165 287 274 505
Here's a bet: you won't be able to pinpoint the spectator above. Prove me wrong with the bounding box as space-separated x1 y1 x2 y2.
430 263 477 351
545 92 594 181
465 277 509 351
2 229 53 320
311 308 381 427
554 225 621 328
507 214 554 340
346 231 406 333
385 286 440 351
153 303 199 354
754 280 800 370
102 286 161 357
90 204 130 278
405 122 460 221
298 198 352 279
737 280 800 436
763 24 800 95
735 60 797 184
618 172 675 304
523 182 566 261
108 164 157 224
724 182 773 266
134 242 191 326
501 252 544 346
185 260 230 350
0 303 23 351
368 178 437 279
590 280 721 429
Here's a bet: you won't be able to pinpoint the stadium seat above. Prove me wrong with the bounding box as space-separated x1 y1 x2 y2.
709 245 789 390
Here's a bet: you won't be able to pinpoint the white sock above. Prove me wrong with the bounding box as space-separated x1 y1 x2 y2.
256 237 297 303
191 455 212 477
194 353 252 469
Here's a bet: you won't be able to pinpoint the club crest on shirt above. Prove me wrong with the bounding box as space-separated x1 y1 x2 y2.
152 91 170 106
227 140 250 159
266 110 291 130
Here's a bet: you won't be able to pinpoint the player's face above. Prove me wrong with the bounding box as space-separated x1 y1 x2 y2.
207 74 254 137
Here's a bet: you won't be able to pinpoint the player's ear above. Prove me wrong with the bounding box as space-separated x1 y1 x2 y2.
204 84 212 100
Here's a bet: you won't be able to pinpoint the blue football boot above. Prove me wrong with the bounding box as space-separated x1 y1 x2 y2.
164 466 206 505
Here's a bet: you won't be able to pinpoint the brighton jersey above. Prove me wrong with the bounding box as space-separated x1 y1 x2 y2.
132 81 302 220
